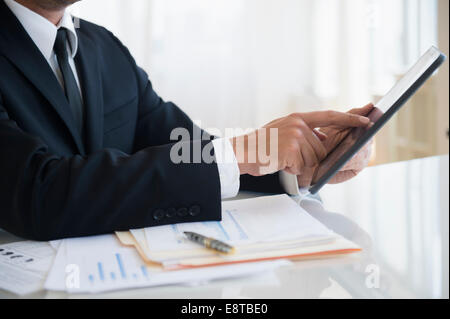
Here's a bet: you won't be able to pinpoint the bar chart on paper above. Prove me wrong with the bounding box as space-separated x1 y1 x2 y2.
44 233 292 294
86 254 150 284
63 235 154 293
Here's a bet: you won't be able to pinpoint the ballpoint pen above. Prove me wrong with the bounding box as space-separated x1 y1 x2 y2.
184 231 235 254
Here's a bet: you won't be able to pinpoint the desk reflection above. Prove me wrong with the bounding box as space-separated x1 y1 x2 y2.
233 198 387 299
1 157 447 299
320 155 449 299
227 156 448 299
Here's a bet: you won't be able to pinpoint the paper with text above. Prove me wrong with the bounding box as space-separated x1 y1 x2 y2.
0 241 55 295
44 234 289 293
143 195 335 254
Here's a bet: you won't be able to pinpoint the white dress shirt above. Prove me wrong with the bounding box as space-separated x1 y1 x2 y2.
4 0 240 199
4 0 81 94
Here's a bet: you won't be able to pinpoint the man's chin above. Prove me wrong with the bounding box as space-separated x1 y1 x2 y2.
34 0 81 11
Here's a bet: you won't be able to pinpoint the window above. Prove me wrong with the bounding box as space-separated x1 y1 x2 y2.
72 0 441 163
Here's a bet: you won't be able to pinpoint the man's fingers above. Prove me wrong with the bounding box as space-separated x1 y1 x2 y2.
300 141 319 168
340 139 373 171
302 128 327 161
285 147 304 175
297 166 315 188
328 169 359 184
313 129 327 141
348 103 374 116
300 111 371 128
297 148 316 187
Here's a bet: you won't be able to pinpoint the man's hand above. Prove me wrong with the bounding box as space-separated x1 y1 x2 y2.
327 139 373 184
319 103 374 153
230 110 371 178
296 103 375 187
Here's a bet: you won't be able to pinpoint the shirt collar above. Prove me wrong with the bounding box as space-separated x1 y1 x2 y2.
4 0 78 60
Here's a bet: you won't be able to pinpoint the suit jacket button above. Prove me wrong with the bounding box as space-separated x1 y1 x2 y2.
166 208 177 218
189 205 201 216
177 208 188 217
153 209 165 221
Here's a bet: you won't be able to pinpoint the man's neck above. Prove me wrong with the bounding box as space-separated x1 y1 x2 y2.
13 0 65 25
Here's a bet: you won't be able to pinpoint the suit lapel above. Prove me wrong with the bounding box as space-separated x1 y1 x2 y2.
0 1 85 154
75 27 104 153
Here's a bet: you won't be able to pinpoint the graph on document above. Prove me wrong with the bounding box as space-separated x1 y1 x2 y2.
77 248 151 291
169 209 249 244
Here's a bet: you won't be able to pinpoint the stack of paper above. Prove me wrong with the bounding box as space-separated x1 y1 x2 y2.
0 241 55 295
44 234 289 293
1 194 361 295
120 195 361 269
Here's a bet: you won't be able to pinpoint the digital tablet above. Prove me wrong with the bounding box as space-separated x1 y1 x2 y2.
308 46 446 195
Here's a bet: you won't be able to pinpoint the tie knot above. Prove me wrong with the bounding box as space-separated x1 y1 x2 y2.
54 27 69 59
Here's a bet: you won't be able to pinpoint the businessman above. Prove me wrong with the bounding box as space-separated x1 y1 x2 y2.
0 0 372 240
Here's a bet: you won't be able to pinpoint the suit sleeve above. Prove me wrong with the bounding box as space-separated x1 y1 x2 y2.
108 31 285 197
129 69 284 195
239 174 284 194
0 86 222 240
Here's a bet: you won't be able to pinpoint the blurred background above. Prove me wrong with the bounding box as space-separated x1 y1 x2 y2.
70 0 449 166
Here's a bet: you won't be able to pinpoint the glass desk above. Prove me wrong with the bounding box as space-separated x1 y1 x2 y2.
0 155 448 299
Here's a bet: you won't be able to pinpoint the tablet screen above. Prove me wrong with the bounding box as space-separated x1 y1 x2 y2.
309 46 446 194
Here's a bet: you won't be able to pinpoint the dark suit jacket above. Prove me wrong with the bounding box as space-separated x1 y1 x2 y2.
0 1 283 241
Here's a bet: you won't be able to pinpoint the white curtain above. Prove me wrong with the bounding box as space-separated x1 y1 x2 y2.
70 0 438 134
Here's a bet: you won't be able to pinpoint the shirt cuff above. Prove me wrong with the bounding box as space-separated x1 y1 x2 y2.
212 138 240 199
